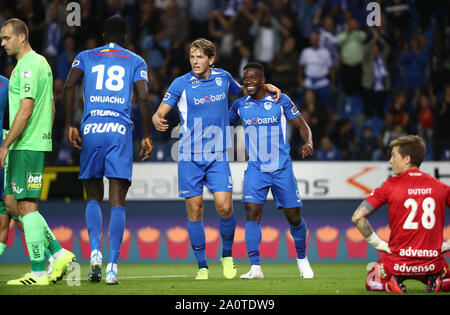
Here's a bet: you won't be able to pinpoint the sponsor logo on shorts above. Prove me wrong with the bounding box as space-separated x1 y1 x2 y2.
12 181 23 194
393 262 436 274
27 173 43 190
83 122 127 135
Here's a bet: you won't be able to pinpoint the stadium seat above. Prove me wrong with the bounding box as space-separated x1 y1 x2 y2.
339 96 364 117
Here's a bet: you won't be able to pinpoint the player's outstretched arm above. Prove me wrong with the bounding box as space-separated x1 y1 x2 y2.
352 203 391 253
152 103 171 132
135 80 153 161
63 68 84 150
291 115 313 159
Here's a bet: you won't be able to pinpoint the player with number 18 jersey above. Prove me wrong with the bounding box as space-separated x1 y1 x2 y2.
365 169 450 276
71 43 148 181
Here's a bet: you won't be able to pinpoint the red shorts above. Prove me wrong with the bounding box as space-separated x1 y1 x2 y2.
366 255 449 291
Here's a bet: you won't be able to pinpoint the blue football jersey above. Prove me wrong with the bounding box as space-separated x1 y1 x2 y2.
0 75 8 146
163 68 242 158
230 93 300 172
71 43 148 126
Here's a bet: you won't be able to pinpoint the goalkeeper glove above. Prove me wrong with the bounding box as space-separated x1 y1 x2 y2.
366 232 391 253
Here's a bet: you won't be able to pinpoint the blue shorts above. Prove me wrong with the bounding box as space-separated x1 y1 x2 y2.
242 160 302 209
178 153 232 198
79 118 133 181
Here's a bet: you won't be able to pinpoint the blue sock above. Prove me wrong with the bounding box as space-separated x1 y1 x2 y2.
108 206 125 264
187 220 208 269
219 213 236 258
290 218 307 259
85 200 102 252
245 221 261 265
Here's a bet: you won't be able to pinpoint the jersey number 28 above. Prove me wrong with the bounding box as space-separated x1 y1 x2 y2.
403 197 436 230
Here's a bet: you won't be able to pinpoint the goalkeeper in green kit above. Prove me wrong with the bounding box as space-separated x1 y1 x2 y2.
0 18 76 285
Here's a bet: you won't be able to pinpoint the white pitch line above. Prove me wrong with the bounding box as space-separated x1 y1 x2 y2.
0 275 190 283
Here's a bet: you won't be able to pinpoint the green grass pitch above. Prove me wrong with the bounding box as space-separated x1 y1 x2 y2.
0 263 447 295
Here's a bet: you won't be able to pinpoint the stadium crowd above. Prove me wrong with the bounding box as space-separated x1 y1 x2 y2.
0 0 449 165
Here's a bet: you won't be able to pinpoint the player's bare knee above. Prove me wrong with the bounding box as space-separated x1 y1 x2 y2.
217 205 233 218
287 216 301 227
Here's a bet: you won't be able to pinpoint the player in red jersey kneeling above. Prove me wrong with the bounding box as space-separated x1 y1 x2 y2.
352 135 450 293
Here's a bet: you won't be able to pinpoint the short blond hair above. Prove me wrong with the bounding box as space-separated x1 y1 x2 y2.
190 38 216 59
1 18 29 41
389 135 426 167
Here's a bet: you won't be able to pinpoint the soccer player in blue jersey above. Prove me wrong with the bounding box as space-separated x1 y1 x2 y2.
64 17 153 285
0 74 11 257
229 62 314 279
152 38 280 280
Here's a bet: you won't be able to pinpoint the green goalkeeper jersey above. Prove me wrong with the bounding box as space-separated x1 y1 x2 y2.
8 50 53 151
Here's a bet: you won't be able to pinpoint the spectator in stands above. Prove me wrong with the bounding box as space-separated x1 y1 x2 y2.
298 30 336 111
57 35 76 81
362 28 391 118
314 136 342 161
232 0 256 46
412 90 435 144
268 37 299 95
331 117 355 161
39 5 61 74
75 0 103 48
208 9 234 61
318 16 339 66
433 84 450 160
187 0 220 40
293 0 322 43
398 35 430 102
250 2 283 76
301 89 329 146
387 91 410 132
337 17 366 96
219 0 243 19
355 126 377 161
161 0 189 48
376 112 407 160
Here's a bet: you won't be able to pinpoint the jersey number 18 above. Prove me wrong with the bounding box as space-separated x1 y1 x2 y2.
92 65 125 91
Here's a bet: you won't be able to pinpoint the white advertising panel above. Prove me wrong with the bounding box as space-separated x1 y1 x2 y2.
104 162 450 200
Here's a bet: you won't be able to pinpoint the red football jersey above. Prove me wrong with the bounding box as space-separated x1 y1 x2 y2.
366 169 450 275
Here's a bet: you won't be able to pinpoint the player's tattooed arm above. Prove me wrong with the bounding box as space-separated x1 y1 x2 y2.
63 67 84 150
352 202 391 253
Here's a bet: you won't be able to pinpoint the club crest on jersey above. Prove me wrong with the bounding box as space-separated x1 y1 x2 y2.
22 71 32 78
264 102 272 110
215 77 222 87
